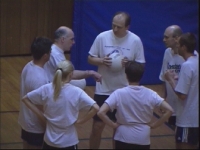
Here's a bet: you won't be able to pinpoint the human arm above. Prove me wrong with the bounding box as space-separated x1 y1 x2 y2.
97 103 120 129
88 55 112 67
164 70 187 100
22 95 46 126
75 103 99 124
72 69 102 83
149 100 173 129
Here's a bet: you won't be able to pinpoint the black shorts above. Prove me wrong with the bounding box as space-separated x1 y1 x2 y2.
168 116 176 126
175 126 199 145
21 128 44 146
42 141 78 149
93 94 116 122
115 140 150 149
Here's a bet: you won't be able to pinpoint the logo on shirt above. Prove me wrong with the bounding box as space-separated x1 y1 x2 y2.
167 63 181 73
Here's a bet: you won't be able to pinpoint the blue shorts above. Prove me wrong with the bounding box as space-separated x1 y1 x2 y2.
21 128 44 146
175 126 199 145
93 94 116 122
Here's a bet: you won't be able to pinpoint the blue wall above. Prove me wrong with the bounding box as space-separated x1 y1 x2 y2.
71 0 199 85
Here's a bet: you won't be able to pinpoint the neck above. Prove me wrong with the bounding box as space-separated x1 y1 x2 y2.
129 82 139 86
172 47 179 54
183 53 194 60
54 42 64 52
33 59 45 68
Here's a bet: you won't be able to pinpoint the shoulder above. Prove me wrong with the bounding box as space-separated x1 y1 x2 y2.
127 31 141 40
98 30 112 38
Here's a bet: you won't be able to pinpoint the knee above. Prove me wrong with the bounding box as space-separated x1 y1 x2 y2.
92 121 105 134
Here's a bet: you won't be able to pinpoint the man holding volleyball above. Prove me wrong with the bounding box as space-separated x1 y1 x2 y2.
88 11 145 149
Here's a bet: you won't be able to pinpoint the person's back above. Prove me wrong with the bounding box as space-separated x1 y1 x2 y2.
22 60 99 149
106 85 164 145
98 61 173 149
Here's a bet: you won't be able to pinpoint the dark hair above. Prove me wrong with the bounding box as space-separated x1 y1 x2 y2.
113 11 131 27
30 37 53 60
54 28 68 40
179 32 196 53
125 61 145 82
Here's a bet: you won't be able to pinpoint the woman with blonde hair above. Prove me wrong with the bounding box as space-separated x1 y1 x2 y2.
22 60 99 149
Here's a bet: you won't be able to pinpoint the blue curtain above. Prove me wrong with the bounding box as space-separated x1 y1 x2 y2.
71 0 199 85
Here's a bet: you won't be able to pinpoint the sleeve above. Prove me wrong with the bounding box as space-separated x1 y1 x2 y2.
105 91 118 112
159 50 168 81
151 91 164 108
175 63 191 95
78 91 96 111
88 34 101 58
134 37 146 63
27 85 47 105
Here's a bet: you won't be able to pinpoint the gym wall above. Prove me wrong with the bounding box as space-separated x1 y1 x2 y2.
71 0 199 85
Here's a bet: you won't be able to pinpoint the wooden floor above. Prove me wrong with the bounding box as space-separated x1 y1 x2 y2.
0 56 175 149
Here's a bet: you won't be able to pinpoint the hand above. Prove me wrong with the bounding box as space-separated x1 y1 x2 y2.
89 70 102 84
148 122 156 129
102 56 112 67
113 122 120 129
122 56 129 67
164 70 175 82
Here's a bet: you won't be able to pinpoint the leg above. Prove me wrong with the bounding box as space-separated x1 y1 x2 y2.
175 127 199 149
89 120 105 149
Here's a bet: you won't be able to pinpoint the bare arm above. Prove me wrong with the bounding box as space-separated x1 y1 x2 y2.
149 101 173 129
97 103 120 129
72 70 102 83
88 55 112 67
22 95 46 126
164 70 187 100
76 103 99 124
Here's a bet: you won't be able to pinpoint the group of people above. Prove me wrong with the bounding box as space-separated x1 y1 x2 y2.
18 11 199 149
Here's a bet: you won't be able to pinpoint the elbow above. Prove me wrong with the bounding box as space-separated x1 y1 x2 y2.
97 111 102 118
88 55 92 64
93 103 99 114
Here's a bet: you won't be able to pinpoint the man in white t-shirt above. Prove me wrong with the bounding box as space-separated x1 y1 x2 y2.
88 11 145 149
18 37 52 149
159 25 184 129
165 32 199 149
44 26 102 88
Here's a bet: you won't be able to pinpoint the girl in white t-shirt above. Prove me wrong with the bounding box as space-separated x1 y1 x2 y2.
22 60 99 149
98 61 174 149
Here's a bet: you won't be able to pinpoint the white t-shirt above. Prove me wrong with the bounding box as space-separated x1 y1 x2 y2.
175 56 199 127
89 30 145 95
44 44 86 89
27 83 96 147
105 85 163 145
159 48 185 116
18 61 49 133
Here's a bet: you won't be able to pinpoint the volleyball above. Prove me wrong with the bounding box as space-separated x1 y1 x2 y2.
109 51 123 72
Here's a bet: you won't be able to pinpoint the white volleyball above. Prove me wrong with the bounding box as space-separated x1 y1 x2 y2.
109 52 123 72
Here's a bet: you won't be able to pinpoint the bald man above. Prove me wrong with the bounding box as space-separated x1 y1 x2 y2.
159 25 185 129
88 11 145 149
44 26 102 89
